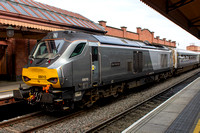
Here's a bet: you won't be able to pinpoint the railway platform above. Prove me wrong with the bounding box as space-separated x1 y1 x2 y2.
123 77 200 133
0 81 28 99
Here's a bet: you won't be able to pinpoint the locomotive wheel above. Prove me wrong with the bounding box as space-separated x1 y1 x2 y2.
86 101 94 108
86 94 99 107
156 78 160 82
113 93 119 98
79 89 99 108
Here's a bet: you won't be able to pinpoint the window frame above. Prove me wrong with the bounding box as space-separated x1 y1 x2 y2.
69 42 86 58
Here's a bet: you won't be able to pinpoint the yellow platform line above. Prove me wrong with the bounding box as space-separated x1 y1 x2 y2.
193 119 200 133
0 89 18 93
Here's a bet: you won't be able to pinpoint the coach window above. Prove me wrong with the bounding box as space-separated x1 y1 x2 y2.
70 42 86 58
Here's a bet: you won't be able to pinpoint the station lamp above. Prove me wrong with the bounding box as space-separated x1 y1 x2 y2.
6 26 14 38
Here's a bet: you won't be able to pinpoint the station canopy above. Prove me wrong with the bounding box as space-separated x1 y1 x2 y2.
141 0 200 39
0 0 105 37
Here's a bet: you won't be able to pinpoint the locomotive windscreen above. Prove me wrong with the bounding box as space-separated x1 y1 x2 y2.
32 39 65 59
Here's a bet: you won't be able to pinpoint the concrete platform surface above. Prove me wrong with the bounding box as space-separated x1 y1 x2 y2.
0 81 29 99
122 77 200 133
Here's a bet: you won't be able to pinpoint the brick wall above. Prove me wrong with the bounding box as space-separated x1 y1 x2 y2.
6 38 15 80
4 38 37 80
105 26 124 38
0 43 7 75
187 45 200 52
15 39 37 80
99 21 176 47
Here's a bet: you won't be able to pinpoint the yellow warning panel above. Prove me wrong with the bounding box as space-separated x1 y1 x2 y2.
22 67 60 88
193 119 200 133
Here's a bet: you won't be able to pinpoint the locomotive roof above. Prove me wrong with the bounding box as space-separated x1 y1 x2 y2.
93 35 169 50
45 31 169 51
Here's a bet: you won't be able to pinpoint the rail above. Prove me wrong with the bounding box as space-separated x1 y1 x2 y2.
0 111 43 128
0 97 16 106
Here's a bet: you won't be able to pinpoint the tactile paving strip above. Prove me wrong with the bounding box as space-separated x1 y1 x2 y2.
165 90 200 133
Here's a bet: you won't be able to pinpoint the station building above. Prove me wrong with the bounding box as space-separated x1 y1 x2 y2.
0 0 176 81
187 45 200 52
98 20 176 48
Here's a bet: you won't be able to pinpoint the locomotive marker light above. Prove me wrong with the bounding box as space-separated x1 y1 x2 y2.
6 26 14 38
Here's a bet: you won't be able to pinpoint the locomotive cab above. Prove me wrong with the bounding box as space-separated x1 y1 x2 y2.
13 31 100 111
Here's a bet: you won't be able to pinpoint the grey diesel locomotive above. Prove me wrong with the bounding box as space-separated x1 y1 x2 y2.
13 31 200 111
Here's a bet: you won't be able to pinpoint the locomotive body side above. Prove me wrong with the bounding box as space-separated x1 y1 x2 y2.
13 31 199 111
67 38 174 105
99 44 173 85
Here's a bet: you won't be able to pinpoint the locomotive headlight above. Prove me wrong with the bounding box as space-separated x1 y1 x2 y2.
23 76 31 82
47 78 58 84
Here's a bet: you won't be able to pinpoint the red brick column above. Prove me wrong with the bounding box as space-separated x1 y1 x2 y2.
121 26 127 38
137 27 141 40
98 20 107 29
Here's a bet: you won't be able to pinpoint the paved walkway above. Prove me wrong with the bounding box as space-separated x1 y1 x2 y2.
0 81 29 99
123 77 200 133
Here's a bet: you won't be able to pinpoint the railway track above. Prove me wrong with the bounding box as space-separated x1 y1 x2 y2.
20 110 87 133
0 69 199 132
0 97 16 106
0 109 86 133
0 111 43 128
84 72 200 133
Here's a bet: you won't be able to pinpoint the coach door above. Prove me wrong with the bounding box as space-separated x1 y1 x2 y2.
90 42 100 86
133 51 143 73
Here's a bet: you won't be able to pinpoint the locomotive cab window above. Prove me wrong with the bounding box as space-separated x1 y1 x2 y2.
70 42 86 58
92 47 98 61
33 40 65 59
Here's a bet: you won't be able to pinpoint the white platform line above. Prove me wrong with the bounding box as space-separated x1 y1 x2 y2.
122 77 200 133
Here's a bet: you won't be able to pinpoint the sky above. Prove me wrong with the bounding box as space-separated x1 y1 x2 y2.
34 0 200 49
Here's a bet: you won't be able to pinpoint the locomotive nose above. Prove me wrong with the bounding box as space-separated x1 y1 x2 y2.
22 67 61 88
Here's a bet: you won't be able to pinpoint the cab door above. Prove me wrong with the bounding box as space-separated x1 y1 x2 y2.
89 42 100 86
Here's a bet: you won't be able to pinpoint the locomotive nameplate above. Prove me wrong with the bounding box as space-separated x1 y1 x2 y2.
82 78 89 81
111 62 120 67
38 75 46 79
